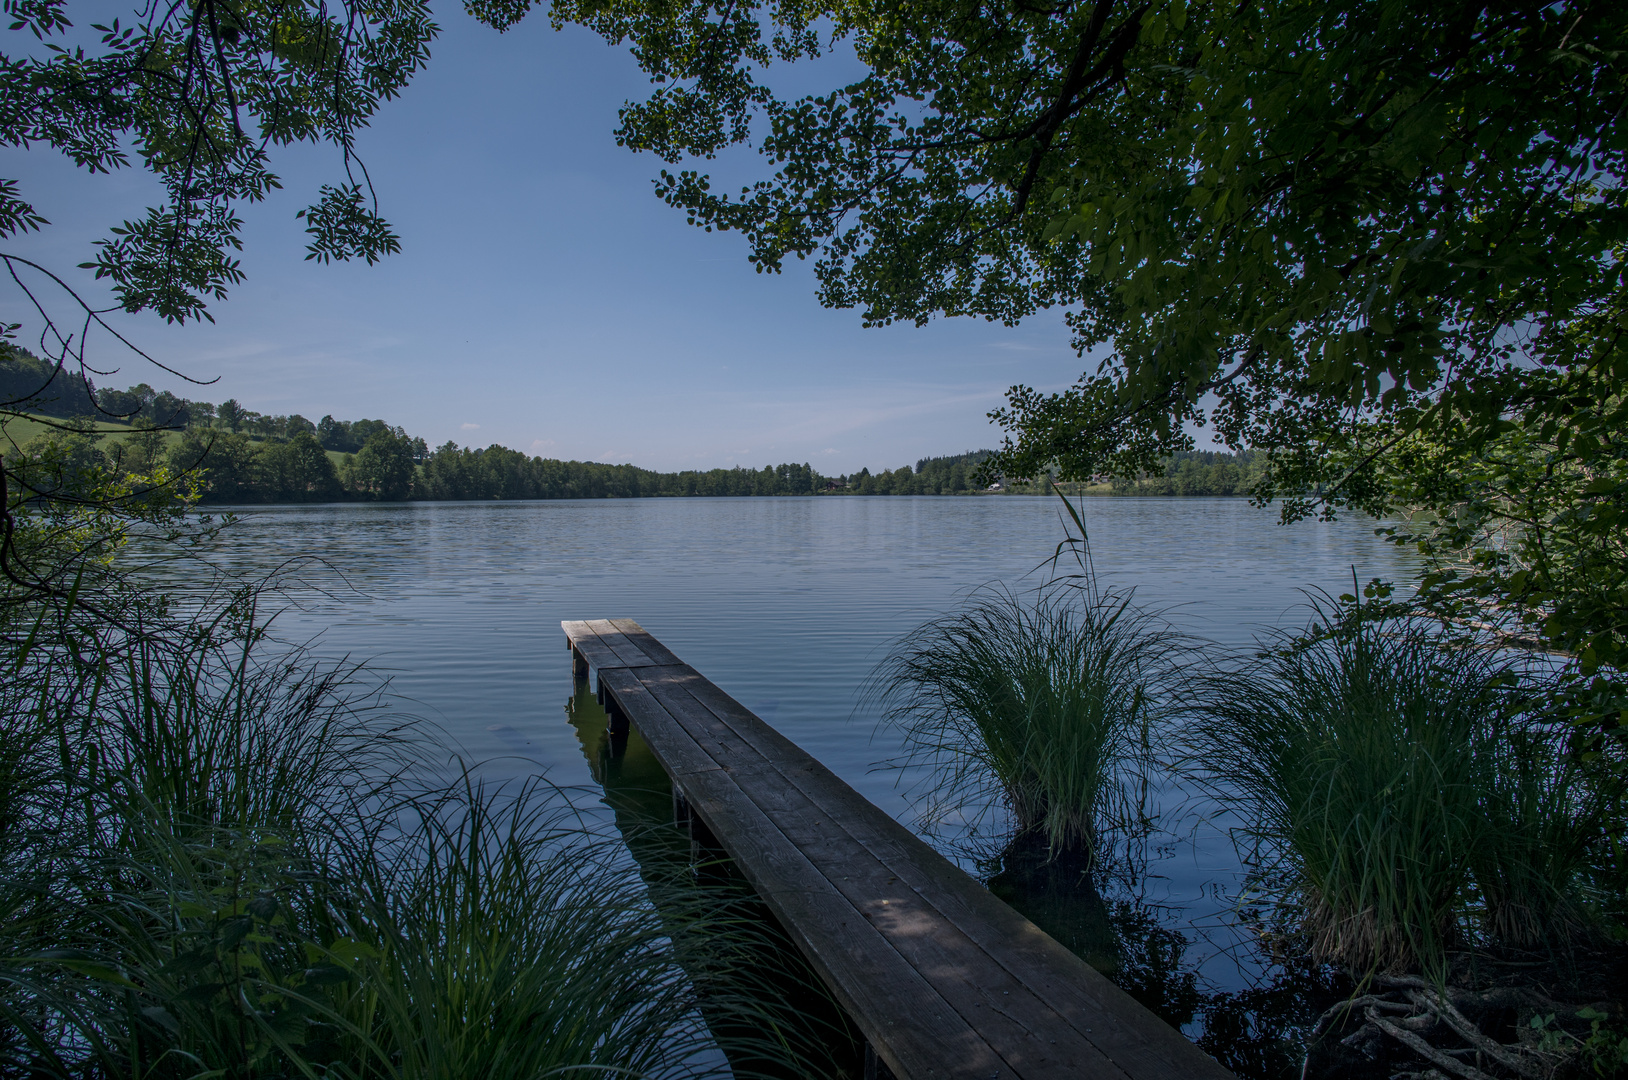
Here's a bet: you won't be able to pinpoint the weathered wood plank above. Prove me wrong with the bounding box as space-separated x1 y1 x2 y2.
679 776 1007 1080
596 666 999 1078
582 618 661 668
633 668 1130 1079
561 620 628 673
594 666 724 783
678 675 1231 1080
607 618 687 666
562 619 665 670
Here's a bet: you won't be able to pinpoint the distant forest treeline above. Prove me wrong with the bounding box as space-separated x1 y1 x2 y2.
2 346 1263 502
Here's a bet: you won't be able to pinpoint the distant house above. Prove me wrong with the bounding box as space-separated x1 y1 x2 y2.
823 478 845 491
987 481 1005 491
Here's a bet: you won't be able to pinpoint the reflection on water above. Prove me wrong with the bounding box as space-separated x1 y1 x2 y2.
564 681 865 1080
986 835 1120 974
1194 964 1347 1080
988 830 1347 1078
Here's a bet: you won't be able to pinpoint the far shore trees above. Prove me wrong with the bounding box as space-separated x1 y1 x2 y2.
0 0 436 611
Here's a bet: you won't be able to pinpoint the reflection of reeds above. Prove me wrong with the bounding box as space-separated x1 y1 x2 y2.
0 595 812 1078
871 584 1178 863
565 684 866 1079
1186 602 1609 976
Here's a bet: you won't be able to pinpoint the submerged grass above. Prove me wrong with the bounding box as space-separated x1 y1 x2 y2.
1185 599 1614 977
0 588 815 1079
871 582 1180 862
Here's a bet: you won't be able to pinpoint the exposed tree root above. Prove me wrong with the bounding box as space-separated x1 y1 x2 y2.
1298 964 1621 1080
1366 1006 1501 1080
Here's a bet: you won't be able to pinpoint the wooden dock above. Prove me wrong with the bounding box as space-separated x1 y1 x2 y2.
563 618 1235 1080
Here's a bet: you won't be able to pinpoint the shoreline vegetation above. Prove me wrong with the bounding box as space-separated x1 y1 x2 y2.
872 555 1627 1079
4 0 1622 1071
0 576 852 1078
0 401 864 1077
3 347 1265 504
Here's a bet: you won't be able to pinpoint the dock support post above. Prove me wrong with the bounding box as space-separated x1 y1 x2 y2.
571 646 589 680
863 1043 897 1080
672 788 722 869
603 691 629 735
687 810 722 869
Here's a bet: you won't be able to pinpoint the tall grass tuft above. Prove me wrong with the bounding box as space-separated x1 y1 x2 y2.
1186 600 1610 976
1474 721 1608 949
872 583 1179 861
346 782 722 1080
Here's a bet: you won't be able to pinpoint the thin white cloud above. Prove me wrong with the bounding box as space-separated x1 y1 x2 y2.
460 422 481 431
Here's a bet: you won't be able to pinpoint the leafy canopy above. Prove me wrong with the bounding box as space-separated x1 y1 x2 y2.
480 0 1626 710
0 0 435 612
492 0 1627 493
1 0 436 325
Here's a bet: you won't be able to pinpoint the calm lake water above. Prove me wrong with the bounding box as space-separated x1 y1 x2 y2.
163 495 1414 1005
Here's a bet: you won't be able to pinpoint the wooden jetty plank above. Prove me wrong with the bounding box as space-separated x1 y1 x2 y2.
563 620 1235 1080
633 666 1127 1078
561 619 630 673
678 676 1233 1080
681 771 1007 1080
594 666 725 782
597 666 1005 1079
582 618 663 668
607 618 687 666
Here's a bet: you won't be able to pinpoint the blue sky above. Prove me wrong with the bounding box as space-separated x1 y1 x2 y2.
4 10 1093 473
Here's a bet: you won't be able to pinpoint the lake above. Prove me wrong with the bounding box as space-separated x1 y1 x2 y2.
169 495 1413 1014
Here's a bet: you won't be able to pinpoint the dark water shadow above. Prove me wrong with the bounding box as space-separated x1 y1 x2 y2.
565 681 866 1080
984 831 1347 1080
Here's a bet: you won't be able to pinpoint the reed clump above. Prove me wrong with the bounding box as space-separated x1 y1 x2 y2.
0 589 804 1078
1186 603 1613 977
872 584 1179 861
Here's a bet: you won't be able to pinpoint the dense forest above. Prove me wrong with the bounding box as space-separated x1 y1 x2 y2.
2 347 1262 503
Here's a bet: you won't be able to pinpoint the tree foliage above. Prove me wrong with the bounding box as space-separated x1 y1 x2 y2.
0 0 436 612
0 0 435 325
507 0 1627 724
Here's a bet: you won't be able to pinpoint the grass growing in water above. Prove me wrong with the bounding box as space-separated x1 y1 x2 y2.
0 589 817 1078
872 583 1179 862
338 783 727 1080
1186 600 1613 977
